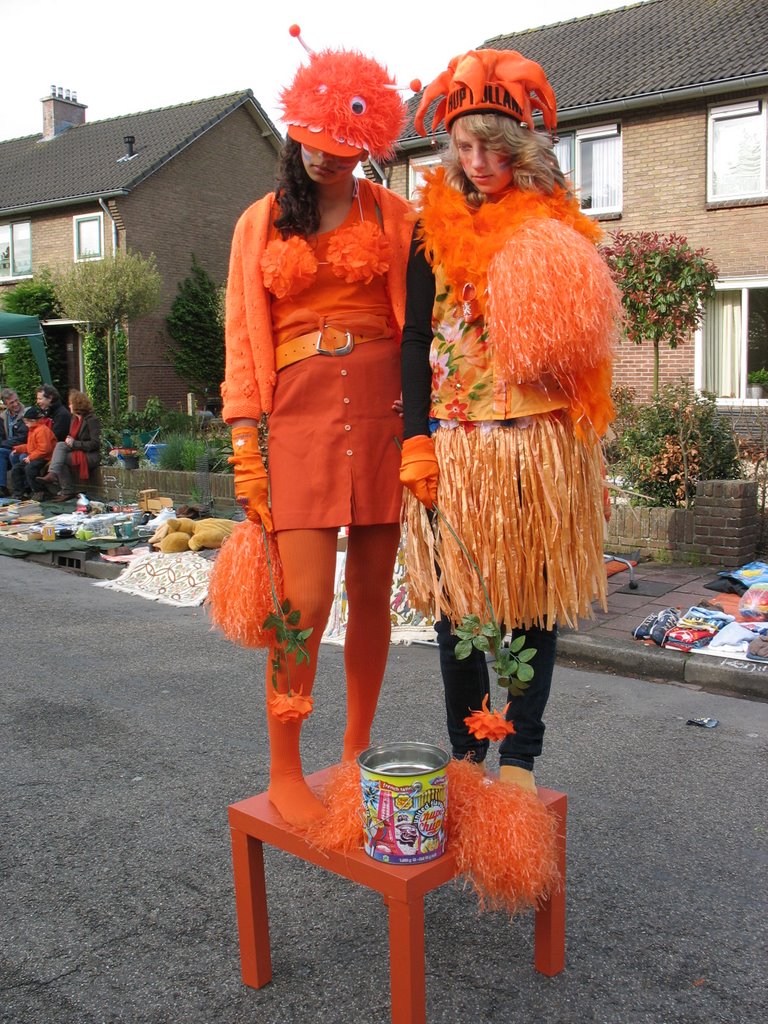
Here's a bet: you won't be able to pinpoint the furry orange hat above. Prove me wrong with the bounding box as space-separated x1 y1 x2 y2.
414 48 557 137
279 25 409 160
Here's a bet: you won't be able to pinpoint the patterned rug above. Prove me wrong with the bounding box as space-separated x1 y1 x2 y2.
93 551 212 607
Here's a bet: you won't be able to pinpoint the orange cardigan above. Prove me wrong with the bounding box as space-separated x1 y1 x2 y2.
221 180 413 423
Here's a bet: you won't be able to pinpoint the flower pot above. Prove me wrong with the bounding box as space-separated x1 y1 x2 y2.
118 454 140 469
746 385 765 399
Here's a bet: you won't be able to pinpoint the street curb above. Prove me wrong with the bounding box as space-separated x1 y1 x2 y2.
558 632 768 701
557 633 686 682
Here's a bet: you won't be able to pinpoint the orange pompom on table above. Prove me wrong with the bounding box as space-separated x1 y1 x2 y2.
228 766 568 1024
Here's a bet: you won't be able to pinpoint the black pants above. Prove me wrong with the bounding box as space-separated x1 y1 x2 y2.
435 615 557 771
11 457 48 497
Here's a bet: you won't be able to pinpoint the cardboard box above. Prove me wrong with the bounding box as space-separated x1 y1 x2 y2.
138 489 173 514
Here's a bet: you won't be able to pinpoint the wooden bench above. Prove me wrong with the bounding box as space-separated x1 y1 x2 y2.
228 766 567 1024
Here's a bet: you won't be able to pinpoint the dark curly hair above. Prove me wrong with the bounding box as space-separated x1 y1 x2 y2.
273 139 320 238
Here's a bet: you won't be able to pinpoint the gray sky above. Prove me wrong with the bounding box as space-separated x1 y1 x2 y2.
1 0 637 141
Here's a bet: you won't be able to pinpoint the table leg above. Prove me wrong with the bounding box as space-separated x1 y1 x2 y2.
385 894 426 1024
230 827 272 988
534 793 567 976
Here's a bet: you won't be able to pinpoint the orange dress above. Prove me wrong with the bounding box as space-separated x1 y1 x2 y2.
267 191 404 531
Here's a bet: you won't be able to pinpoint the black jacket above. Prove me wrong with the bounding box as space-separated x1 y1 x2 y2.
47 399 72 442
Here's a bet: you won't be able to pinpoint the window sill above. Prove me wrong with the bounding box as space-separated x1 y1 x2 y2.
0 273 33 283
706 196 768 211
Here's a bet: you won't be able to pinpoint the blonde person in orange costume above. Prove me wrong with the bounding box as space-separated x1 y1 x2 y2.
220 28 413 829
399 50 622 791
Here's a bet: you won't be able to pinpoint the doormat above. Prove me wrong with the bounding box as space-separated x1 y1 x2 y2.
92 550 212 607
616 579 673 597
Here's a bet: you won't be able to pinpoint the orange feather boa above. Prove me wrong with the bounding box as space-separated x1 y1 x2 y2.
417 168 621 437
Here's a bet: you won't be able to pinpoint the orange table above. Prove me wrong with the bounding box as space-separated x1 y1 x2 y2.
228 767 567 1024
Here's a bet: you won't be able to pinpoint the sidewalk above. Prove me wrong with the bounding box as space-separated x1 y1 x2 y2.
557 560 768 701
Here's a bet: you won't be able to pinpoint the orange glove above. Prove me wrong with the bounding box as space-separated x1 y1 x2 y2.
229 426 274 532
399 434 439 509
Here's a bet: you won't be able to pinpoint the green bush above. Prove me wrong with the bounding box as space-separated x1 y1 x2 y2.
607 380 741 508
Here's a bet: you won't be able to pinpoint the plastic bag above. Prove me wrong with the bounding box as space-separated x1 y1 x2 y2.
738 583 768 620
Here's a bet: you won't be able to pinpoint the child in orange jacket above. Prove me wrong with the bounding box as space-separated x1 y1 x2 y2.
11 406 56 499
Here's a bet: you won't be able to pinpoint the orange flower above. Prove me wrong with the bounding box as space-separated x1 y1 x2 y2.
260 237 318 299
464 694 515 742
327 221 392 284
268 690 314 723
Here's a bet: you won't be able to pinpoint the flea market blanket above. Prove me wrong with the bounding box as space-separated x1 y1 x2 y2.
93 550 212 607
323 543 436 646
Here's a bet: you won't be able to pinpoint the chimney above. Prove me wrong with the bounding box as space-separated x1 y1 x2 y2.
123 135 136 157
41 85 87 140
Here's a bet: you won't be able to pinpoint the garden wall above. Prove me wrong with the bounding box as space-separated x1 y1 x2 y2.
606 480 758 566
89 467 235 513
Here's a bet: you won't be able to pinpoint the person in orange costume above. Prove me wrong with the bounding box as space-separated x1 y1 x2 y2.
221 27 414 829
399 49 621 792
10 406 56 499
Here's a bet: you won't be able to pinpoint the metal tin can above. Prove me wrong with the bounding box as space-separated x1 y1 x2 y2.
357 741 449 864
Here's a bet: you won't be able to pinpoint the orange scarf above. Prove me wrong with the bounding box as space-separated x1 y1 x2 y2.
68 415 90 481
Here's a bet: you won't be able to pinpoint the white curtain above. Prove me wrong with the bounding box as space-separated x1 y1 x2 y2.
586 135 620 210
703 291 741 396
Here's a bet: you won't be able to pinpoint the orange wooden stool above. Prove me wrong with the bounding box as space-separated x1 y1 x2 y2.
228 766 567 1024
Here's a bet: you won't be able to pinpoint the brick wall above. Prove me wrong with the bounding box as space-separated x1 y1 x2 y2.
606 479 758 566
117 107 278 408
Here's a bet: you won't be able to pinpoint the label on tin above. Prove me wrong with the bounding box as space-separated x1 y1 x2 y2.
360 771 448 864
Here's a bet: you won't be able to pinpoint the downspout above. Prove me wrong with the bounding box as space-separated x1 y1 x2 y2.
98 198 119 412
98 197 119 256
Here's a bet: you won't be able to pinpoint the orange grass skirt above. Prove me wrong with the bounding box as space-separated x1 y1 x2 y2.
402 414 607 630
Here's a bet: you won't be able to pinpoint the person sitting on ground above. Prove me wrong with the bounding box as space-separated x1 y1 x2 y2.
0 388 28 498
10 407 57 500
35 384 72 442
37 390 101 502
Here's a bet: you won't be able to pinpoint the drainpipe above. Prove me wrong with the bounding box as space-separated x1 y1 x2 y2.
98 197 118 256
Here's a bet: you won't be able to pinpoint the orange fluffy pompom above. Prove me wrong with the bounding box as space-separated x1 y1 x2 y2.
303 760 366 853
302 758 559 916
445 759 560 913
206 520 284 648
488 218 623 386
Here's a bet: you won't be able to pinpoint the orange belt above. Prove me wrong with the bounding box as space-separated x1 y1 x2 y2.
275 325 382 371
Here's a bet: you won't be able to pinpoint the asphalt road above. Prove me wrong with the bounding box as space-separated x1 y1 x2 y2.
1 558 767 1024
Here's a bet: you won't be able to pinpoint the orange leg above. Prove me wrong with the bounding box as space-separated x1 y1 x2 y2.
342 523 402 760
266 528 338 828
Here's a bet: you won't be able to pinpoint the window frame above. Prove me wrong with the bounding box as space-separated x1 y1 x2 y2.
408 154 441 199
73 212 104 262
696 276 768 404
707 99 767 203
0 220 32 279
554 123 623 216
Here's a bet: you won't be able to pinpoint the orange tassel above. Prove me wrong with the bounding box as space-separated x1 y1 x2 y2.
205 520 284 648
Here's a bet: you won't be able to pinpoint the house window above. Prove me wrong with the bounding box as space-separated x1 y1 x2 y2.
554 124 622 214
701 280 768 399
74 213 104 261
0 221 32 278
708 100 767 201
408 154 441 198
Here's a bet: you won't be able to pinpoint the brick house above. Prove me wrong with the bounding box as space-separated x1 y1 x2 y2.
386 0 768 408
0 87 281 408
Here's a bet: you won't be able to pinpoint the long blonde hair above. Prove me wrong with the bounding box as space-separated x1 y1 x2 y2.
444 113 569 207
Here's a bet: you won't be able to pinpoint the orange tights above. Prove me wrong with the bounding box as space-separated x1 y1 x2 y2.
266 523 401 828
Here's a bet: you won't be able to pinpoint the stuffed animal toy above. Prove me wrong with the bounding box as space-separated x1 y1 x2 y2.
150 517 236 553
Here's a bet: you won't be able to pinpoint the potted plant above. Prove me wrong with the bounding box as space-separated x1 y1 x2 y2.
746 368 768 399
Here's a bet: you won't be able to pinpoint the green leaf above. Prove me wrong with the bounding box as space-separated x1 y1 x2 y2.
516 662 535 683
509 634 527 652
518 647 537 663
454 639 475 660
472 634 491 653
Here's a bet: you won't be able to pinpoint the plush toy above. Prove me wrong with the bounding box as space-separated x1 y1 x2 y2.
150 517 236 553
